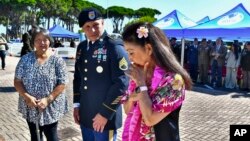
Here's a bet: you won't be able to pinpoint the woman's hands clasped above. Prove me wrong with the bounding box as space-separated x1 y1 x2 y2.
37 97 50 111
24 93 51 111
24 94 39 108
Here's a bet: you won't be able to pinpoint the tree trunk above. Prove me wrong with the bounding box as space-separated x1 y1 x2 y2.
47 18 51 29
5 17 9 40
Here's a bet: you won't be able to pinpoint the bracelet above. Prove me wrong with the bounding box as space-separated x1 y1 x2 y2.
135 86 148 94
47 95 54 103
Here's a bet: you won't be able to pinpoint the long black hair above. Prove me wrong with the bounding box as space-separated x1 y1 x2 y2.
122 22 192 90
232 43 239 60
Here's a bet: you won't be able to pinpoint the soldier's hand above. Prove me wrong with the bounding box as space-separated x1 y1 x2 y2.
73 108 80 125
92 113 108 132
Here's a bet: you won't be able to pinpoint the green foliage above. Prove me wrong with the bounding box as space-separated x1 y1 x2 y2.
74 0 105 16
19 0 36 5
137 16 157 23
107 6 134 33
124 16 157 31
0 0 160 37
135 7 161 18
107 6 134 18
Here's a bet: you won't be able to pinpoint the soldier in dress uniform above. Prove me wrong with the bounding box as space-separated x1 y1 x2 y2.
73 8 129 141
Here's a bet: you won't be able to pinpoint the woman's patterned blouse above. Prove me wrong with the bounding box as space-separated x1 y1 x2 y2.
15 52 68 126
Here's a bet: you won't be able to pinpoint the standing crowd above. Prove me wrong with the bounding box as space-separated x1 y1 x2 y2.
173 37 250 92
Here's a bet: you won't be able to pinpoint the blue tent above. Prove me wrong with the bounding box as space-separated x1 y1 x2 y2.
184 3 250 39
196 16 210 25
153 10 197 38
49 25 79 38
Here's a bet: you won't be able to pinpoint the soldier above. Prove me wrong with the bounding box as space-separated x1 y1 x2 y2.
198 38 210 84
73 8 129 141
187 38 198 83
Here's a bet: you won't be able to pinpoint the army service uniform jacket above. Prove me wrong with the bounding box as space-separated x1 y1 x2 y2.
73 31 129 130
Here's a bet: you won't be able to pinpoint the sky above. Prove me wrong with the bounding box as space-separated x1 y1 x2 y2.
90 0 250 21
1 0 250 34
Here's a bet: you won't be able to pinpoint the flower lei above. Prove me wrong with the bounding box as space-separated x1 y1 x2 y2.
136 26 149 38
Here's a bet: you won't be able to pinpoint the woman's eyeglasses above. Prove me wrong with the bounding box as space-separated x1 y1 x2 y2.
35 39 49 43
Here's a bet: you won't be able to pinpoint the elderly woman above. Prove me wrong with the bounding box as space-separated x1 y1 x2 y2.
121 22 192 141
14 28 68 141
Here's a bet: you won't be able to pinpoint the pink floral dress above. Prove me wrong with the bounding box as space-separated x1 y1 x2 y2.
121 66 185 141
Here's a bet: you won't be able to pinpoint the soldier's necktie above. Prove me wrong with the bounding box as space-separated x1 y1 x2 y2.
87 41 93 51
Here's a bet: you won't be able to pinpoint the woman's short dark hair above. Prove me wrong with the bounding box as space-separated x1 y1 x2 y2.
122 22 192 89
30 27 54 47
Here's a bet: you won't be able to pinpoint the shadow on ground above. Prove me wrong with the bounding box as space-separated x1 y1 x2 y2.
58 127 80 140
0 87 16 93
191 84 250 98
231 93 250 98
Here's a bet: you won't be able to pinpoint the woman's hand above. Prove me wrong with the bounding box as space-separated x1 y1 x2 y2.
37 97 50 111
127 91 145 102
24 94 39 108
125 62 149 86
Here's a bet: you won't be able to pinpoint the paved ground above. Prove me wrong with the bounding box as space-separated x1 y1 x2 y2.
0 56 250 141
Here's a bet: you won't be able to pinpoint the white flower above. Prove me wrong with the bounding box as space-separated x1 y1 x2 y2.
136 26 149 38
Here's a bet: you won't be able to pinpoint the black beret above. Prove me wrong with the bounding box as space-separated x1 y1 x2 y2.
78 8 103 27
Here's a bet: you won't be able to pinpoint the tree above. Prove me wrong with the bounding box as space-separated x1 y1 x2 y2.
61 0 105 31
36 0 71 29
0 0 36 38
0 0 160 39
107 6 134 33
123 8 160 33
124 16 157 32
135 8 161 18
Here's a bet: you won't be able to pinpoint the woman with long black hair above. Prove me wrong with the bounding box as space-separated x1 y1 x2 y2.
121 22 192 141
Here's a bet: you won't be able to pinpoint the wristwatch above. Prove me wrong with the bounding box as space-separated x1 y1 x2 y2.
135 86 148 94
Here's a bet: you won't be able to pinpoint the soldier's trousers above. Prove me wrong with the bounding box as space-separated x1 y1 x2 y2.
80 125 117 141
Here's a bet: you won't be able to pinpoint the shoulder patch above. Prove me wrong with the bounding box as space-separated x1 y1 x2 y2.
119 57 128 71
